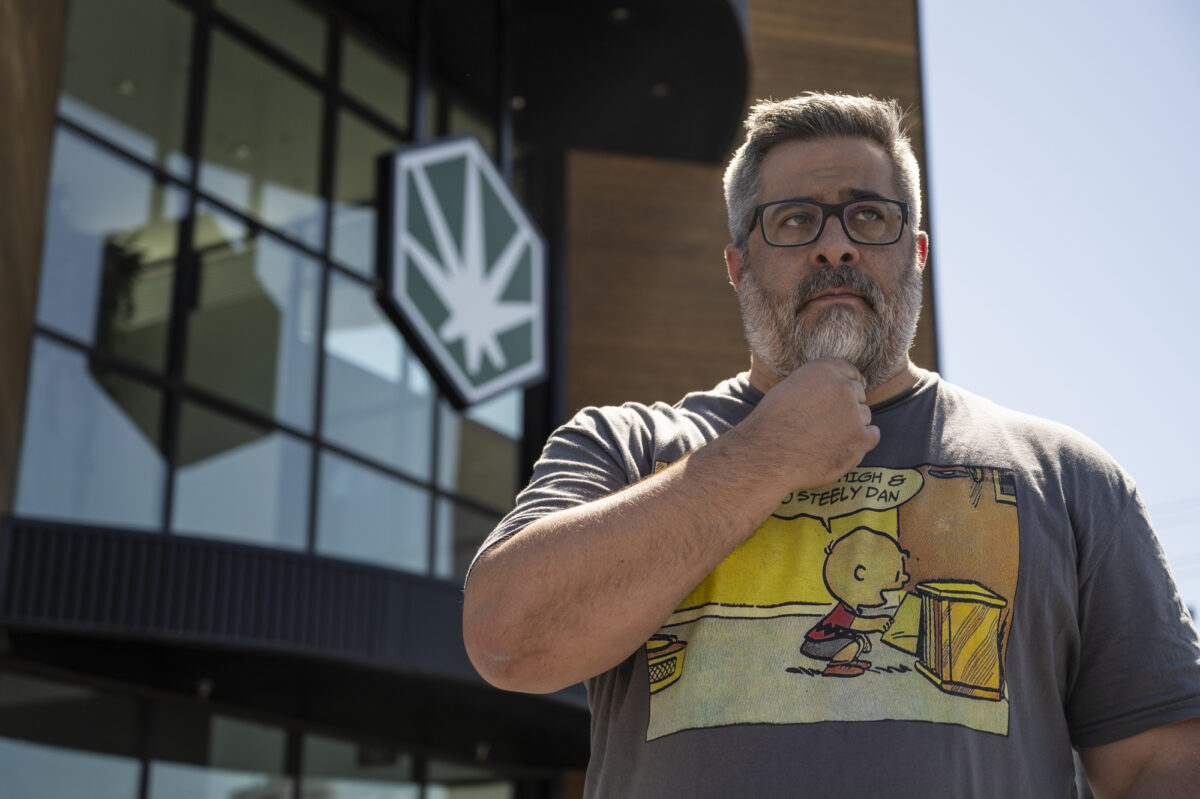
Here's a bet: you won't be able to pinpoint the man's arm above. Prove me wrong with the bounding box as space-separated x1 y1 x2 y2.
462 358 880 694
1078 718 1200 799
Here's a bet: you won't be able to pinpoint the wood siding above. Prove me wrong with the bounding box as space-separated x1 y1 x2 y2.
0 0 68 513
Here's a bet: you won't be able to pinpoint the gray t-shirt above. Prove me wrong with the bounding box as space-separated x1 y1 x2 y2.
475 372 1200 798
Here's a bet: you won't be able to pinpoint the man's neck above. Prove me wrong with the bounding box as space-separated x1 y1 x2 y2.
748 357 923 406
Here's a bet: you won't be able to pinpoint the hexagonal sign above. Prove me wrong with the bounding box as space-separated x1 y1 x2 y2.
378 137 546 408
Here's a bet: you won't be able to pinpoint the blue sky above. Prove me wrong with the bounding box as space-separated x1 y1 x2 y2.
920 0 1200 607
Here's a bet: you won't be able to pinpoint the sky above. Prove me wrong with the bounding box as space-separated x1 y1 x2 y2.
919 0 1200 607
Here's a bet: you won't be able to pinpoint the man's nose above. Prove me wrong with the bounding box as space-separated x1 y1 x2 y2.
808 213 861 268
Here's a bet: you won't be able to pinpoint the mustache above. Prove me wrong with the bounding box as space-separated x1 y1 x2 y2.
791 267 884 313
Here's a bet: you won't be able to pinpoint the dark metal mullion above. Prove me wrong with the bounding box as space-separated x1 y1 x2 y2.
35 327 171 392
55 117 189 194
495 0 514 183
339 91 411 144
191 190 326 266
414 754 428 796
160 0 215 534
29 323 514 514
426 399 441 576
411 0 441 576
135 697 153 799
285 724 304 799
409 0 432 143
209 7 326 96
306 15 343 554
58 114 340 279
36 322 334 462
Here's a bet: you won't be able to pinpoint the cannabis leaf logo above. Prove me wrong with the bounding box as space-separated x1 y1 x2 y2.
405 160 537 375
382 138 546 407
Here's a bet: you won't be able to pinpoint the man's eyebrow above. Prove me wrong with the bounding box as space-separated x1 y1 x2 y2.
846 187 887 200
775 188 890 204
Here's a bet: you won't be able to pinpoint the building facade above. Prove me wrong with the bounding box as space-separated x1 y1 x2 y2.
0 1 929 796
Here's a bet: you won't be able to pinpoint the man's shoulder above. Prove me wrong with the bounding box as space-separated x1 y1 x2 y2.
932 375 1130 480
562 373 760 438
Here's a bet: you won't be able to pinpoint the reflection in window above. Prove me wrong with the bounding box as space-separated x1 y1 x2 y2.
58 0 193 177
37 127 185 372
426 759 515 799
215 0 327 74
323 273 434 478
434 498 500 582
332 111 401 276
302 733 419 798
149 711 291 799
187 204 321 430
436 392 521 511
448 97 495 157
0 672 141 799
172 402 309 549
342 31 411 132
16 337 165 529
200 31 325 248
317 451 430 573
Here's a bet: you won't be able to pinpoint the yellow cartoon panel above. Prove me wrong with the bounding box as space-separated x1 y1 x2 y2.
644 464 1019 740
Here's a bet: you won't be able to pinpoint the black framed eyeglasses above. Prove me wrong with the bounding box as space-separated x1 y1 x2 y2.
749 198 909 247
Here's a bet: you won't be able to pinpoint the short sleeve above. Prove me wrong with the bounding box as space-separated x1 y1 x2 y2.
464 405 655 582
1067 489 1200 747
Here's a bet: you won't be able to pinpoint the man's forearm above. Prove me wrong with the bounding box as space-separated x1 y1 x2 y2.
462 429 784 694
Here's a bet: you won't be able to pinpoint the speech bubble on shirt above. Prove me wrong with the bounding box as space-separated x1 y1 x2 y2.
771 467 924 532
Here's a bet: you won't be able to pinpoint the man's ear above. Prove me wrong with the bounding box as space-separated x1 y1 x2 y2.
725 244 745 289
916 232 929 270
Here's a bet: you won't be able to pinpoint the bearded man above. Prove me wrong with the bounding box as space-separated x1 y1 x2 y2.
463 93 1200 798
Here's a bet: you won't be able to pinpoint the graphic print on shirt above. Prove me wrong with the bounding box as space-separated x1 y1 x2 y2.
644 463 1019 740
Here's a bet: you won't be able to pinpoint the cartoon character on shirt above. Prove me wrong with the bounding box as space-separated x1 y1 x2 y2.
801 527 911 677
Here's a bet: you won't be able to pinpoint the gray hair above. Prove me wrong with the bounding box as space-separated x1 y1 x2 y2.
723 93 923 249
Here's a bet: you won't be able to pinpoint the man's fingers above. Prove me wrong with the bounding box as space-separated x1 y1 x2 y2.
812 356 868 388
865 424 881 448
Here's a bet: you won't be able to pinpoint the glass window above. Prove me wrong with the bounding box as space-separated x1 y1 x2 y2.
187 203 321 430
332 111 401 276
301 732 419 798
200 31 325 249
149 710 291 799
436 391 522 510
58 0 193 178
434 498 500 582
0 672 141 799
322 272 435 478
342 31 411 131
426 760 515 799
317 451 430 573
16 337 165 530
171 402 309 549
215 0 327 74
447 96 495 158
37 127 185 372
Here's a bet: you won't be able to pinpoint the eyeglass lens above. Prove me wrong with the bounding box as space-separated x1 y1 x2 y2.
761 200 904 246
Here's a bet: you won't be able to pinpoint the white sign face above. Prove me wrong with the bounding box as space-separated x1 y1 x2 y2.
381 137 546 407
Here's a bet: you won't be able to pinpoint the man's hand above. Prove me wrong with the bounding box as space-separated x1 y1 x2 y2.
464 357 883 694
738 357 880 491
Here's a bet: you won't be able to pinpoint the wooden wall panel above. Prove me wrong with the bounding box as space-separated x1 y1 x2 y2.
564 0 934 414
0 0 67 512
565 152 746 412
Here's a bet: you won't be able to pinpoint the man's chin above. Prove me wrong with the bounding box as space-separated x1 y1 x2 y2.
797 317 871 365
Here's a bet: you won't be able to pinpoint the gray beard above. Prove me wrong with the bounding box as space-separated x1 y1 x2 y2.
737 258 923 390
